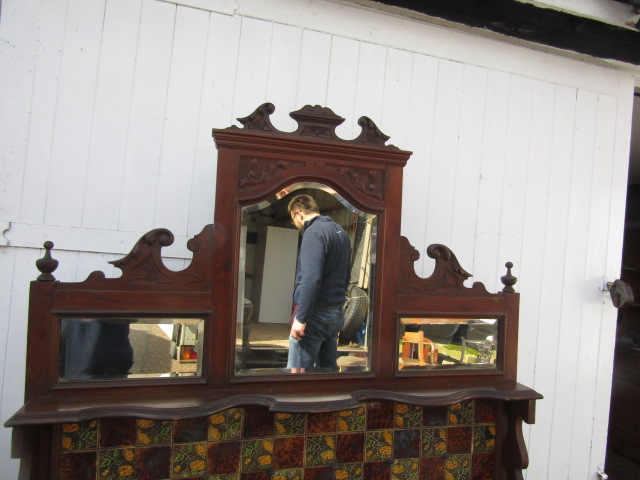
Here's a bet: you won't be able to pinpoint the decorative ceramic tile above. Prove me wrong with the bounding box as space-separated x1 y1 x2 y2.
448 401 474 426
474 400 497 424
303 466 333 480
59 451 97 480
274 413 305 436
60 421 98 451
208 440 241 474
395 403 422 429
272 468 303 480
241 439 274 472
473 425 496 454
173 417 208 443
136 419 172 446
391 458 419 480
393 429 420 459
336 432 364 463
445 454 471 480
365 430 393 462
472 452 496 480
172 442 207 478
100 418 136 448
97 447 136 479
307 411 337 433
363 460 391 479
242 406 274 438
420 456 445 480
305 434 336 467
337 406 366 432
422 406 448 427
335 462 364 480
447 426 472 454
274 436 305 469
421 427 447 457
209 409 243 441
135 446 171 480
239 472 270 480
366 401 395 430
210 475 240 480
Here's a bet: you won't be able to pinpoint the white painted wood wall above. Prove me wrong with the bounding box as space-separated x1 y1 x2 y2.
0 0 636 478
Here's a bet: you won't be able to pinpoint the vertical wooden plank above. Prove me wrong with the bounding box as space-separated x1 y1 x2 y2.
547 89 597 479
154 6 210 236
354 42 387 132
379 47 412 146
326 36 359 140
82 0 143 230
400 53 439 274
265 23 302 132
296 29 331 108
75 251 117 281
17 0 68 225
0 0 39 222
232 16 273 121
118 0 176 233
44 0 106 227
188 12 241 235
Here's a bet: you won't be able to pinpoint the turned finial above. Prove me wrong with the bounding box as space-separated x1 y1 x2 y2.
501 262 517 293
36 241 59 282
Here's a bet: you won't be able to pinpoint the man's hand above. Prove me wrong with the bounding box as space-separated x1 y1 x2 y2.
290 318 306 340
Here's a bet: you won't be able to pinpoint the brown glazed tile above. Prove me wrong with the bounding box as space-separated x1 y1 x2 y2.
420 456 445 480
135 446 171 480
208 440 241 474
367 401 395 430
173 417 208 443
364 461 391 480
303 466 334 480
240 472 271 480
393 429 420 459
242 406 275 438
307 411 337 434
99 417 136 448
59 451 96 480
422 406 448 427
336 432 365 463
472 452 496 480
474 400 497 424
447 426 472 454
274 436 305 469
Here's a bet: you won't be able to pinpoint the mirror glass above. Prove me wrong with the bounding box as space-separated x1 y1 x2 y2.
59 317 204 381
235 182 376 375
398 317 499 371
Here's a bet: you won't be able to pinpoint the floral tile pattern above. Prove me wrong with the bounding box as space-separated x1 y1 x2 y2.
53 399 499 479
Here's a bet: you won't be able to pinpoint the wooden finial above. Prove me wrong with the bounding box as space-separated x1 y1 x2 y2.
36 241 59 282
501 262 517 293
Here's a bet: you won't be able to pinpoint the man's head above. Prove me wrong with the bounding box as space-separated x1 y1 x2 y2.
288 194 320 230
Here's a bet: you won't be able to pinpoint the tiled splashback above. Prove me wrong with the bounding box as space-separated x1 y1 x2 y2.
57 400 497 480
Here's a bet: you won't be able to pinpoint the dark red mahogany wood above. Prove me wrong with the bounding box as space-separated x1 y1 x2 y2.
6 104 541 480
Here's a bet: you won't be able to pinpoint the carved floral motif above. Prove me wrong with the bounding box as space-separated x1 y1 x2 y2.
326 164 385 201
239 157 304 190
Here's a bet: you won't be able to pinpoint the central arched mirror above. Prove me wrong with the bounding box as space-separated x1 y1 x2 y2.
235 182 376 375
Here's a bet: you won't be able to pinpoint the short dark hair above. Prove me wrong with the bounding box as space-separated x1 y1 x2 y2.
288 194 319 215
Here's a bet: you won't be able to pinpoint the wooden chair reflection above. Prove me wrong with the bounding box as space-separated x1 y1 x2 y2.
399 331 438 368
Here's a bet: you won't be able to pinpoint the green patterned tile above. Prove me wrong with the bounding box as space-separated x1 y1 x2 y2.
60 420 98 451
275 413 306 436
445 454 470 480
98 448 135 479
305 434 336 467
172 442 207 478
241 439 274 472
337 406 366 432
335 462 364 480
365 430 393 462
421 427 447 457
210 475 240 480
395 403 422 429
391 458 419 480
448 401 474 425
473 424 496 453
135 419 172 446
273 468 303 480
209 408 243 441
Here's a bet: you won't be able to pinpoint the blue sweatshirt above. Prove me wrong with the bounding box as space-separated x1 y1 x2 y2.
293 215 351 323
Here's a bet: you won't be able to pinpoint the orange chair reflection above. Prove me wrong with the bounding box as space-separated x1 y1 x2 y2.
399 331 438 368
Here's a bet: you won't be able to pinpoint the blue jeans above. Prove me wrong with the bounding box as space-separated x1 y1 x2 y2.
287 304 344 371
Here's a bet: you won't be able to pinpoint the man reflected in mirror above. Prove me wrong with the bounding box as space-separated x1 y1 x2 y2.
287 194 351 372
